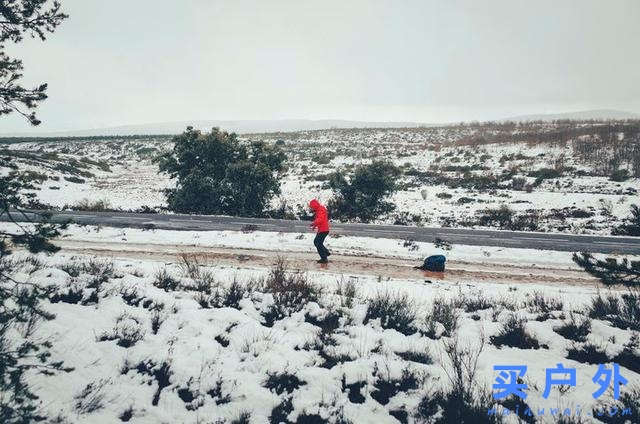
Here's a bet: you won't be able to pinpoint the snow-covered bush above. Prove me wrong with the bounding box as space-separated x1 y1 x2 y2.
524 291 564 314
264 371 306 395
73 380 109 415
553 313 592 342
425 297 460 338
566 341 609 365
262 258 322 315
364 292 417 336
586 291 640 331
490 314 543 350
457 291 492 313
415 337 501 424
98 313 146 348
612 204 640 236
153 268 180 291
371 363 424 405
206 279 248 309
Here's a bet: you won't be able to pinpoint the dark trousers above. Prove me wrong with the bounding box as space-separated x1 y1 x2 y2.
314 231 330 259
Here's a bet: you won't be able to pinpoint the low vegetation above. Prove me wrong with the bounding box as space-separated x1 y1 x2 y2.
425 297 460 338
553 313 592 342
3 246 640 422
364 292 417 335
490 314 543 349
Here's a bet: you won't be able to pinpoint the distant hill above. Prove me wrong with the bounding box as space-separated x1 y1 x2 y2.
1 119 428 137
5 110 639 138
505 109 640 122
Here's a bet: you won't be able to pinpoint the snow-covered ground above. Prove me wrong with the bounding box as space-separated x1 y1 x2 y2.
0 137 172 210
5 223 639 423
3 123 639 422
55 224 580 268
2 124 638 235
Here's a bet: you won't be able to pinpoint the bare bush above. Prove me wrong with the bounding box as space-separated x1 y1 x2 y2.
525 291 564 319
153 268 180 292
425 298 460 338
587 291 640 331
371 363 424 406
69 198 113 212
178 252 204 278
415 335 502 423
335 278 358 308
553 313 592 342
60 257 114 289
364 292 417 336
98 313 145 348
262 258 322 315
73 379 109 414
490 314 544 350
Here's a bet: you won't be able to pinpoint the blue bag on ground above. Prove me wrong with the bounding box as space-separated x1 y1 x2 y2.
415 255 446 272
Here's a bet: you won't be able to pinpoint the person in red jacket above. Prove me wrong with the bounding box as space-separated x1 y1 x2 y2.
309 199 331 263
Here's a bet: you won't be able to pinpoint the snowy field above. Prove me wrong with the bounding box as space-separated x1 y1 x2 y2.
55 224 581 268
4 222 639 423
1 122 639 235
3 122 639 422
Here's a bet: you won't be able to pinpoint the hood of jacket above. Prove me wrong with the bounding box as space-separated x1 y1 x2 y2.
309 199 321 211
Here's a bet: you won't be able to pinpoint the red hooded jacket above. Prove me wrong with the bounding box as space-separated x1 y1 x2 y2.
309 199 330 232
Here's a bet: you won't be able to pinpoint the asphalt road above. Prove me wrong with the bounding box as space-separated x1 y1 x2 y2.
2 209 639 255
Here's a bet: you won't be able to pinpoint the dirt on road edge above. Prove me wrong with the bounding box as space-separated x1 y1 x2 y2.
52 239 600 288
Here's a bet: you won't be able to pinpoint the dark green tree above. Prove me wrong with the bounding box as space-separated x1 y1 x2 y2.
1 2 71 422
0 180 71 423
157 127 286 217
573 253 640 288
1 0 67 125
328 161 400 222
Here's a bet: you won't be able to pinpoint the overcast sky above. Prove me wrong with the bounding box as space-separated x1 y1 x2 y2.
3 0 639 132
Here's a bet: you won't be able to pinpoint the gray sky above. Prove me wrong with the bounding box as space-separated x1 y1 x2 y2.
3 0 639 132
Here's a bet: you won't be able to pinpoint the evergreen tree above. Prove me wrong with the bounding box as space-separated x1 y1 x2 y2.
328 161 400 222
0 0 67 125
1 2 71 422
156 127 286 217
573 253 640 288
